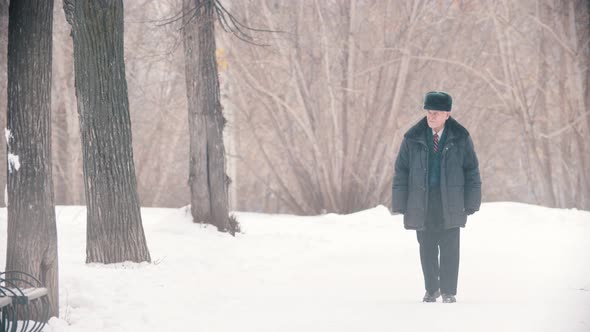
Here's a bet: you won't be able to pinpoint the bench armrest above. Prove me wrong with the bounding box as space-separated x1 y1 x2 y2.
0 296 11 308
5 287 48 305
22 288 48 301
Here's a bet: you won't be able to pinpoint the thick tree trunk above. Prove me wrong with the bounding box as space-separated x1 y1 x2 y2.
183 0 231 232
64 0 151 263
6 0 59 318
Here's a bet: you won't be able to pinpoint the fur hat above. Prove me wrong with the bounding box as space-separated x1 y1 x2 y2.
423 91 452 112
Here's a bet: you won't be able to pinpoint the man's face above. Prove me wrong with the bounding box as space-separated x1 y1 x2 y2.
426 110 450 131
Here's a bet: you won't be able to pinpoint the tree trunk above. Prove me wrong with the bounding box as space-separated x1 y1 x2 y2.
0 0 8 207
340 0 356 212
64 0 151 263
6 0 59 318
183 0 231 232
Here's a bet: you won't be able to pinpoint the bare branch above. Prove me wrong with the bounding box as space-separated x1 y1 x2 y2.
539 111 590 139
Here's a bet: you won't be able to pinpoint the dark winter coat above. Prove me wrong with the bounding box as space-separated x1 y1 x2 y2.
392 117 482 230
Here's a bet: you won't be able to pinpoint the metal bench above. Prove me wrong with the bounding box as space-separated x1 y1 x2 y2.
0 271 50 332
0 291 13 332
0 295 12 332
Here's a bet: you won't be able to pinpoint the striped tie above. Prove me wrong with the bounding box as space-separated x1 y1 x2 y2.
433 133 439 153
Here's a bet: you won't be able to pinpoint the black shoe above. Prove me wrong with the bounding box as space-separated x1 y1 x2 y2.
442 294 456 303
422 290 440 302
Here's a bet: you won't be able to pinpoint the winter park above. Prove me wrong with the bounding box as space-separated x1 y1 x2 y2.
1 1 589 332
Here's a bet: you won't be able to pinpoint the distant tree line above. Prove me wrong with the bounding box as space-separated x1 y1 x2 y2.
224 0 590 213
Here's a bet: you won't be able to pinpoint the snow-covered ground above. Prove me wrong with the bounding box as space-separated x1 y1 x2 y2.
1 202 589 332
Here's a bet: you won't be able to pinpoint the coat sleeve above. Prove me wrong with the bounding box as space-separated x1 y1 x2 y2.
392 138 410 213
463 136 482 213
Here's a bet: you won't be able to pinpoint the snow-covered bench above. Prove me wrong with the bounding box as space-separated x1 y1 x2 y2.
0 271 49 332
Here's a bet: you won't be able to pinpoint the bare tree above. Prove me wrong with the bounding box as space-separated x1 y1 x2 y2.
0 0 8 205
5 0 59 317
224 0 442 214
478 0 590 209
64 0 151 263
125 0 190 207
547 0 590 209
182 0 235 232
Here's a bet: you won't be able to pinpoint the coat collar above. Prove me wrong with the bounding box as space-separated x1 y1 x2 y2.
404 116 469 144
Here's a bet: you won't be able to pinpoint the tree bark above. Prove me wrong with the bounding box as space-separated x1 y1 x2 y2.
64 0 151 263
183 0 231 232
0 0 8 207
6 0 59 317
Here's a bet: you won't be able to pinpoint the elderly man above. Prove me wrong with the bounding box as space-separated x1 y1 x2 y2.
392 91 482 303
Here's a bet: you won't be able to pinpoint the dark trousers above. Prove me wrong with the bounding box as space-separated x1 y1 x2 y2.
417 188 460 295
417 228 460 295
